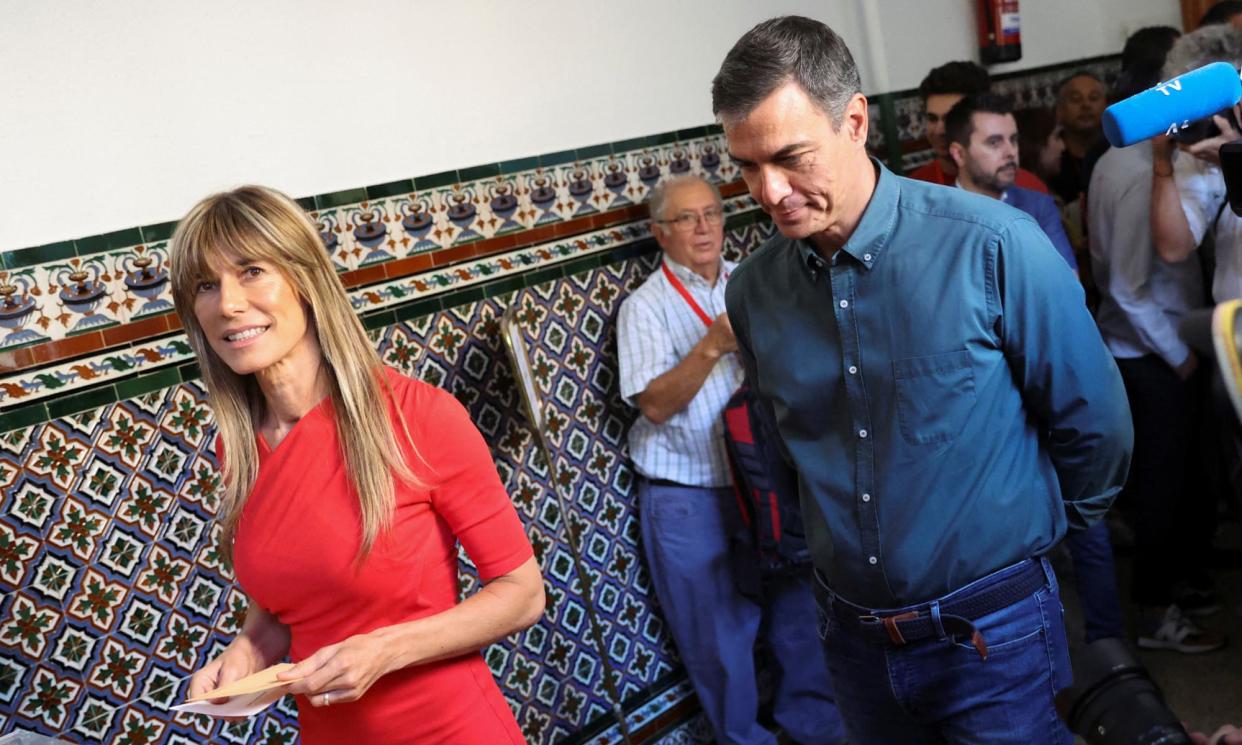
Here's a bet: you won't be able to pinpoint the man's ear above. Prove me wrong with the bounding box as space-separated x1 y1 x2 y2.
651 222 669 250
949 141 967 170
843 92 869 145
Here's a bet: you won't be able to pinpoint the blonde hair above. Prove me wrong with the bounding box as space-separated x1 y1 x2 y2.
169 185 419 562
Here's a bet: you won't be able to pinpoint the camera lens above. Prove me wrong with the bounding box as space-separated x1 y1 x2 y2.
1056 638 1191 744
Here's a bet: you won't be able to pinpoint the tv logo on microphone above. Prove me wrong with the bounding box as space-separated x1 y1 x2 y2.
1101 61 1242 147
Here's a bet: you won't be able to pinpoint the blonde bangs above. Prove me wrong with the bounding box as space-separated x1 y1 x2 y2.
168 185 426 566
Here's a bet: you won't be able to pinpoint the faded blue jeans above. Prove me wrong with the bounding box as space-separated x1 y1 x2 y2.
639 479 847 745
814 558 1074 744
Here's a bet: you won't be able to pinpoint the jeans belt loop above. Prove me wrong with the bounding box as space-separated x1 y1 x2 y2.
1039 555 1056 589
929 600 946 640
881 611 920 645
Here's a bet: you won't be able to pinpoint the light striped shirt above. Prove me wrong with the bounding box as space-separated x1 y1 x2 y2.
618 256 742 487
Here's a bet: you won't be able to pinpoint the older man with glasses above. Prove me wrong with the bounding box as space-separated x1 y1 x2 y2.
618 174 846 745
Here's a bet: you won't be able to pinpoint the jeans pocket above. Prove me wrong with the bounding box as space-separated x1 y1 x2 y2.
893 349 976 445
952 592 1045 655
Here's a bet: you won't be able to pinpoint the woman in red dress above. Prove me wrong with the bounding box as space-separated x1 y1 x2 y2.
172 185 544 744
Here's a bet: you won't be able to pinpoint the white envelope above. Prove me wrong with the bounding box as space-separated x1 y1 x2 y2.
171 686 290 718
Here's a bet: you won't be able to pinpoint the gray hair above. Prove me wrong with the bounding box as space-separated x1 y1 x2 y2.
647 175 722 224
711 15 861 126
1164 23 1242 77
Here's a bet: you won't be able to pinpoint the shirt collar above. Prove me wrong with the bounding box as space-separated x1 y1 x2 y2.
662 254 725 287
955 178 1009 202
794 157 896 276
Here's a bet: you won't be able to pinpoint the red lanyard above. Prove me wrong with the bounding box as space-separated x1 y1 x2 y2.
661 262 718 327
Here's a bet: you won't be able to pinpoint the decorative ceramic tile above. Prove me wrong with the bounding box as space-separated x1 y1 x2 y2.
0 216 777 744
0 336 195 409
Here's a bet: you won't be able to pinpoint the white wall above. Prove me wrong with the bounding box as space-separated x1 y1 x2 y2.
0 0 1179 250
873 0 1181 91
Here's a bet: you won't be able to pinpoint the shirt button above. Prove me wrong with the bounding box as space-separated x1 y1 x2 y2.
868 556 878 565
859 429 868 438
848 365 858 375
862 493 871 502
839 299 849 309
863 253 873 261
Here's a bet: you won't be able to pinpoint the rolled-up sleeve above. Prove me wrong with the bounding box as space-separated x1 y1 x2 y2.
996 216 1134 530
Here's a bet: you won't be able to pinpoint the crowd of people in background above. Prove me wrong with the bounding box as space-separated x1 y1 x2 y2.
909 4 1242 659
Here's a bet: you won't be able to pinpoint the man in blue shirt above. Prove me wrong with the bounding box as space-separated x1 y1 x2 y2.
711 16 1132 743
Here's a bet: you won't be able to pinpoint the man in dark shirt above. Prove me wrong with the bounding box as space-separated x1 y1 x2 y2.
1050 71 1107 204
712 15 1132 743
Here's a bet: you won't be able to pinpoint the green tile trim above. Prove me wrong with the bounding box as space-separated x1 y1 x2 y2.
676 126 707 140
140 221 178 244
75 228 143 257
295 196 318 211
115 366 182 401
315 187 368 210
523 264 565 287
499 156 539 175
575 143 612 160
177 362 201 382
705 123 724 135
480 275 525 299
3 240 76 269
538 149 578 168
725 209 767 230
439 285 485 309
0 400 49 433
365 179 415 200
45 384 118 421
652 130 679 145
560 254 601 278
394 296 442 323
458 163 500 182
414 170 460 191
611 135 654 154
885 52 1121 100
362 309 396 331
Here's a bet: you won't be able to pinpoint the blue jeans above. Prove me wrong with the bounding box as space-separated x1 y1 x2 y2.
815 558 1073 744
1064 521 1124 642
639 479 847 745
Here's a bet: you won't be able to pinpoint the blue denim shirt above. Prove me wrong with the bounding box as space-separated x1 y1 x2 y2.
726 161 1132 608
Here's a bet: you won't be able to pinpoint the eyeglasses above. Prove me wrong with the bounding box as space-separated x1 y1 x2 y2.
656 207 725 231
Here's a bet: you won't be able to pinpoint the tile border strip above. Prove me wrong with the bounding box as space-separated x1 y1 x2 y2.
0 205 769 431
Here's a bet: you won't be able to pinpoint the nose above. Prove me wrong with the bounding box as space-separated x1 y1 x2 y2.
1003 140 1018 163
217 275 247 316
755 166 793 209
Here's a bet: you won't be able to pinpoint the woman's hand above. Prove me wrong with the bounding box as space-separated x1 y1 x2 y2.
187 641 267 716
186 601 290 712
279 631 397 707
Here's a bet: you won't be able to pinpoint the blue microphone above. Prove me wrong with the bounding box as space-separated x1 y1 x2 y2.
1102 61 1242 147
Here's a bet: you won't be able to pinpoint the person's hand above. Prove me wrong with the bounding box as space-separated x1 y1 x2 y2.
706 313 738 357
1189 723 1242 745
187 643 268 721
188 644 265 703
1175 350 1199 381
1181 104 1242 166
279 632 397 707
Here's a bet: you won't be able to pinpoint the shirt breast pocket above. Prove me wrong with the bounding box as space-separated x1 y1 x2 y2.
892 349 976 446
